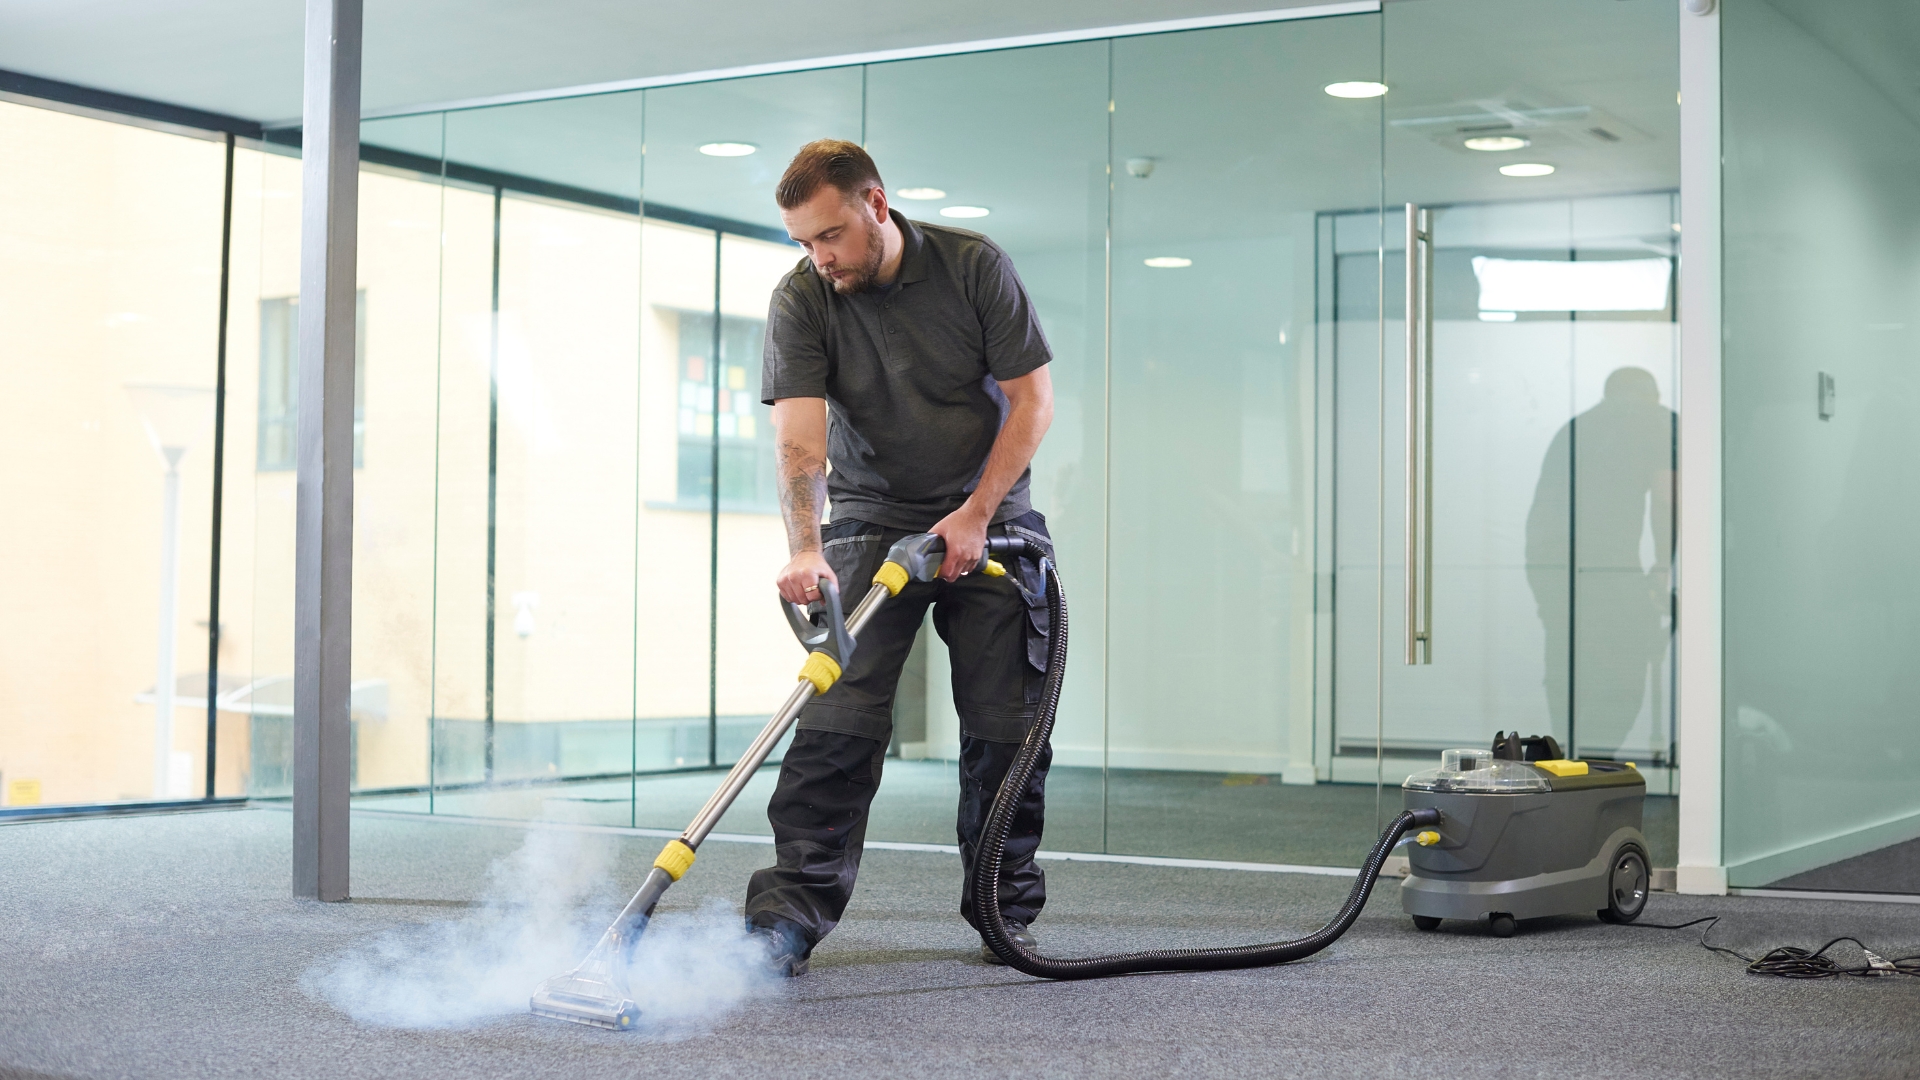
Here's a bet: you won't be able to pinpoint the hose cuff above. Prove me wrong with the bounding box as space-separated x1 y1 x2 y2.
798 650 842 694
654 839 696 881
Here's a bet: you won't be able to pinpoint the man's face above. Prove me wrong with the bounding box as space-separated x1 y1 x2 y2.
781 185 887 295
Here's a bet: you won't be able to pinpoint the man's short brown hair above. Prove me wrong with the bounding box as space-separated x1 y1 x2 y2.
776 139 884 210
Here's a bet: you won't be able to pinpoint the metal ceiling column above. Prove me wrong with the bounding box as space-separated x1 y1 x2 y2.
292 0 362 902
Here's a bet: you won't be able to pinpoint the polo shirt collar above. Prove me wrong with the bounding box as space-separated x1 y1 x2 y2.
893 210 930 285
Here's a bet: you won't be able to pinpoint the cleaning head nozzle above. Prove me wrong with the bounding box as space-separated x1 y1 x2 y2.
530 973 640 1030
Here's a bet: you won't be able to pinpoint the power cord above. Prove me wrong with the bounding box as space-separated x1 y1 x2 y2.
1632 916 1920 979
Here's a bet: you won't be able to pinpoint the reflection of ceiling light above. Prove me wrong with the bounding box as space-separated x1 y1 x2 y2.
1324 81 1389 99
940 205 990 218
896 187 946 199
698 142 757 157
1143 257 1192 268
1473 256 1672 311
1479 311 1518 322
1464 135 1530 152
1499 163 1556 177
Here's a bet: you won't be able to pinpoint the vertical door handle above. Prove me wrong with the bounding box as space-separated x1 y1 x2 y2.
1404 205 1435 665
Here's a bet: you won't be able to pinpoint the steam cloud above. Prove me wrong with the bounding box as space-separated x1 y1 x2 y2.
307 828 780 1034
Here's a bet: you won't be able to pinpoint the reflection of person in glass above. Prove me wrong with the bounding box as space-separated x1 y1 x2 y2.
745 140 1057 975
1525 367 1674 756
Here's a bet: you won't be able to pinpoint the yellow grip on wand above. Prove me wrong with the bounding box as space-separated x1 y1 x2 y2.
874 561 910 596
654 839 696 881
798 650 842 694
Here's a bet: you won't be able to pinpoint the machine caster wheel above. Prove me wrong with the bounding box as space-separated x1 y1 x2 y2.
1488 913 1517 938
1598 845 1650 924
1412 915 1442 931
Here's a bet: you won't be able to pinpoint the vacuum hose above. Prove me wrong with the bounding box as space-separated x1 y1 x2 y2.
973 539 1442 978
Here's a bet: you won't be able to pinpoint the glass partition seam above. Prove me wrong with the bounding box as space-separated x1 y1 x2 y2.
641 88 656 822
1316 211 1335 780
204 131 236 800
427 111 448 815
483 186 503 784
708 230 723 769
1100 37 1113 854
1374 17 1386 828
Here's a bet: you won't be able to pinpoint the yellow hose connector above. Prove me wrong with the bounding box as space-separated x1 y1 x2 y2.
1415 830 1441 847
982 559 1007 577
654 839 696 881
798 650 842 694
874 561 910 596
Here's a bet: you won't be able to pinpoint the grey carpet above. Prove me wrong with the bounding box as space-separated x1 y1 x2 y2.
1 808 1910 1080
1771 835 1920 895
354 762 1682 869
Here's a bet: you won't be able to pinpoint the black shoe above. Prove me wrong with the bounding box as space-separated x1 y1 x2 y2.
980 921 1037 964
748 922 812 977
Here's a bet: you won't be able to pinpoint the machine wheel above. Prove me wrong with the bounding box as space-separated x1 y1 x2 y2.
1412 915 1442 931
1598 845 1650 924
1487 913 1517 938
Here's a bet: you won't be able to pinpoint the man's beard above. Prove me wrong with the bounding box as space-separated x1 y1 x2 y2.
819 216 886 295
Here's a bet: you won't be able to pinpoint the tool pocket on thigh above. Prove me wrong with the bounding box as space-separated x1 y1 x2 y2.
1003 520 1054 697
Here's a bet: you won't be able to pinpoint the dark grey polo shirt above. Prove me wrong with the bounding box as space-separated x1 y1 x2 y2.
760 211 1052 531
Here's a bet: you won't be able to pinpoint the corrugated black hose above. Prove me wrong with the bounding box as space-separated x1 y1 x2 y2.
973 537 1442 979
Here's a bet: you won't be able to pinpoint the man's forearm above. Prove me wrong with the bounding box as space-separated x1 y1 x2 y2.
960 398 1050 522
778 440 829 555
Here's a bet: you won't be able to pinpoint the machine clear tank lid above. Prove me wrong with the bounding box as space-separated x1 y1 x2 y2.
1403 748 1550 793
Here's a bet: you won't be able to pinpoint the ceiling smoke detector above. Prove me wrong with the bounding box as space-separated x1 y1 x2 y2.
1125 157 1156 179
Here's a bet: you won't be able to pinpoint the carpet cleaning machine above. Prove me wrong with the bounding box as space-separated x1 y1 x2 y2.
529 533 1645 1029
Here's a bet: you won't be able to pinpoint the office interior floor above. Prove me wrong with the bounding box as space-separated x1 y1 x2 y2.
3 808 1915 1080
352 761 1682 870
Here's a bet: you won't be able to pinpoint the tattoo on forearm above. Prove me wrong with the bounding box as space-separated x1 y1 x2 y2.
777 439 828 555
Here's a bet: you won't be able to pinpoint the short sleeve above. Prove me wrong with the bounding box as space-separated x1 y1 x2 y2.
973 242 1053 381
761 268 830 404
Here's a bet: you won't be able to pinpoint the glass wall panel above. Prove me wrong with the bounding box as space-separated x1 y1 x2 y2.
863 43 1110 848
403 96 649 823
1722 0 1920 891
1107 17 1382 864
0 102 226 807
240 116 452 804
633 71 861 834
1369 0 1681 871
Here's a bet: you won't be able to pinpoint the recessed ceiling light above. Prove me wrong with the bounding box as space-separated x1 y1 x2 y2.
1324 81 1389 99
1465 135 1530 152
1499 163 1556 177
896 187 946 200
1143 257 1192 268
698 142 757 157
940 205 990 218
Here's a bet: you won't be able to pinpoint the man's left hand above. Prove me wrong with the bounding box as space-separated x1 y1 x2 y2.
929 507 990 583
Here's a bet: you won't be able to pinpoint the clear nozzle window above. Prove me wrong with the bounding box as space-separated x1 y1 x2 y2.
1404 748 1551 793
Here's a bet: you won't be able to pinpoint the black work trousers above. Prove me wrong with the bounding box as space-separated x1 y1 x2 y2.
743 511 1054 953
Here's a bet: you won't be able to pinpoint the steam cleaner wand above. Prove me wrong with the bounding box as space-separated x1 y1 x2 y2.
530 532 1440 1028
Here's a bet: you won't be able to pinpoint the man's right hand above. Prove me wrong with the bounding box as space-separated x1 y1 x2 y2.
777 550 838 607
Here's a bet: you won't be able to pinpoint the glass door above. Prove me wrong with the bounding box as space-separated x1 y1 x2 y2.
1331 0 1681 839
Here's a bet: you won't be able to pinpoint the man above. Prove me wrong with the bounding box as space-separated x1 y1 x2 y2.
744 139 1056 975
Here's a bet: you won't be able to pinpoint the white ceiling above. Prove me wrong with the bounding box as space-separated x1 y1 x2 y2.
0 0 1345 123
